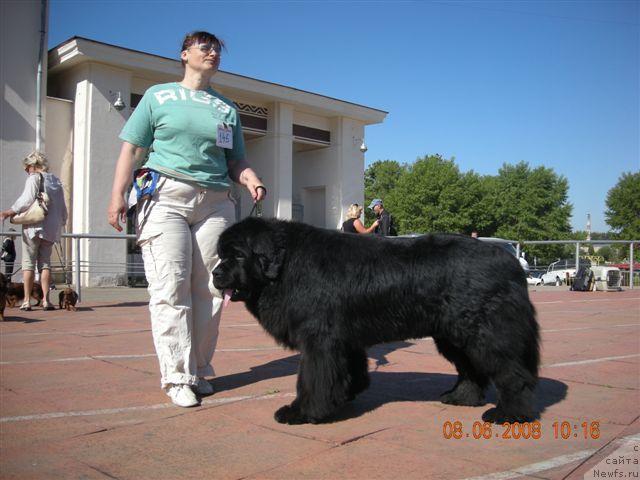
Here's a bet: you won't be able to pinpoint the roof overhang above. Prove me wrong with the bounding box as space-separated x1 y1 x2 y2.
48 37 388 125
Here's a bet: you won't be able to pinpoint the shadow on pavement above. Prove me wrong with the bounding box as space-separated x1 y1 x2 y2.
92 301 148 309
214 352 568 424
0 315 45 324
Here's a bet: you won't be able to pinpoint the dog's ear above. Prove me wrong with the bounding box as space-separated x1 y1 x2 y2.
252 231 285 280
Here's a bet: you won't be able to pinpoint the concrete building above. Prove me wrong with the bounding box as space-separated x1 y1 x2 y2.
1 5 387 286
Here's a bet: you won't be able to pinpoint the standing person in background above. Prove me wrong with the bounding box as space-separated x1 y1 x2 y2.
1 229 17 278
368 198 397 236
342 204 378 234
0 152 67 310
107 31 266 408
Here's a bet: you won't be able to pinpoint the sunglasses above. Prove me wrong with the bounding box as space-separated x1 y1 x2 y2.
190 43 222 55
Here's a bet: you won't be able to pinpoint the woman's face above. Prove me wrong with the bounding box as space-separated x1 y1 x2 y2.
181 42 221 75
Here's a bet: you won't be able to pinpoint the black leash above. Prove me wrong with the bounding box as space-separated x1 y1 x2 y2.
54 241 72 288
248 186 267 217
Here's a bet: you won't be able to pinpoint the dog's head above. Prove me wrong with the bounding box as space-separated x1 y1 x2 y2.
212 217 286 303
60 288 76 302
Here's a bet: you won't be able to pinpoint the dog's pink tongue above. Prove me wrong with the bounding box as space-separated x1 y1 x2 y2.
223 289 233 307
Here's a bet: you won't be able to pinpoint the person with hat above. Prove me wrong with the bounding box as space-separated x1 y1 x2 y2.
342 204 378 234
367 199 397 236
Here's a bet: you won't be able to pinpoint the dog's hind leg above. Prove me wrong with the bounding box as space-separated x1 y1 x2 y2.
274 340 353 425
434 337 488 406
483 362 537 424
346 347 370 401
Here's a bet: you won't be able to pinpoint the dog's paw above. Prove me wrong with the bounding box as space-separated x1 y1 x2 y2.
440 390 485 406
481 407 536 424
274 404 308 425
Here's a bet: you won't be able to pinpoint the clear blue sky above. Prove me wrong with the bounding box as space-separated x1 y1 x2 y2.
49 0 639 233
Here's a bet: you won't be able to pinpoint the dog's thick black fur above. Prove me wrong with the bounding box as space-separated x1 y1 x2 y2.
212 217 539 425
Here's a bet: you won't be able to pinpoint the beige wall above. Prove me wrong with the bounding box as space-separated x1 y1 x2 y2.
42 38 385 286
1 0 47 228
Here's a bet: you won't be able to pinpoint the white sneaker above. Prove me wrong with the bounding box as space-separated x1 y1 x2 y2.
166 384 199 407
194 378 214 395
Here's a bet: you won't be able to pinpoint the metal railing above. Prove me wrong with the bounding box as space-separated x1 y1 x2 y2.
1 230 138 302
2 231 638 302
518 240 637 290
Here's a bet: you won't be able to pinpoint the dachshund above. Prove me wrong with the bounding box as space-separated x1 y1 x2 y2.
59 287 79 311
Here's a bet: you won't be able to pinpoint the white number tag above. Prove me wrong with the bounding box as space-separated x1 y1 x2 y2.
216 124 233 149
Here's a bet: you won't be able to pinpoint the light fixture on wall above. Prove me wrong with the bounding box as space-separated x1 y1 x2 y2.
353 137 368 153
109 91 126 111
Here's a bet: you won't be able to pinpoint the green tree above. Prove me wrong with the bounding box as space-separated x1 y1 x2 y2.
362 157 574 265
605 171 640 239
384 154 484 234
364 160 406 223
485 162 572 264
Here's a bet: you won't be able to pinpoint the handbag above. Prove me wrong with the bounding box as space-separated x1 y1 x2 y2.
10 173 50 225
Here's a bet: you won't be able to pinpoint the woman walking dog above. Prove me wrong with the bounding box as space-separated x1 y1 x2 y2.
0 151 67 311
108 31 265 407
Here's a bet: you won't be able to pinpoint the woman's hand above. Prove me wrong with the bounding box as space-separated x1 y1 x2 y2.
247 180 267 202
108 142 143 232
0 209 15 221
239 168 266 202
227 159 266 202
107 195 127 232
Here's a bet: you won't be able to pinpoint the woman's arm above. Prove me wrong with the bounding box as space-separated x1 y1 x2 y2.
353 218 379 234
227 158 266 202
0 175 39 220
107 142 146 232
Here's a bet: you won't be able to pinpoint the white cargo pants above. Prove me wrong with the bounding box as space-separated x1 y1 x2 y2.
137 176 235 390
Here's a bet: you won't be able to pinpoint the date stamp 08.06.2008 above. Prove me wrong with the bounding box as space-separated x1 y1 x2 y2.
442 420 601 441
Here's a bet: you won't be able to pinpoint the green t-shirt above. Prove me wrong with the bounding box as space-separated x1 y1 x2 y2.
119 82 246 190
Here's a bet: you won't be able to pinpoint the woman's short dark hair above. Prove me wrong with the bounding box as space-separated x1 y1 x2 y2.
180 31 225 66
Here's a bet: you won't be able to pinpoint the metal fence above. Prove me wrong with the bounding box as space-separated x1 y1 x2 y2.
0 230 140 302
518 239 637 289
1 231 637 302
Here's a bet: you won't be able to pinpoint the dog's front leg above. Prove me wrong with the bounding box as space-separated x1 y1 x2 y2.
274 341 351 425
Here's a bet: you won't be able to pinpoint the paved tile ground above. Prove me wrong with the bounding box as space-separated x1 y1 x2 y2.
1 286 638 480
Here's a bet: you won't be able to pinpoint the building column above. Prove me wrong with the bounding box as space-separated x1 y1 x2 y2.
326 117 365 229
267 102 293 219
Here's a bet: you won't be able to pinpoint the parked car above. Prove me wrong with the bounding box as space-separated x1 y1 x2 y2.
526 271 543 286
541 260 576 286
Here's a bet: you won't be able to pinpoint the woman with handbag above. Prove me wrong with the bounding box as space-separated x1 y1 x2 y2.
0 151 67 310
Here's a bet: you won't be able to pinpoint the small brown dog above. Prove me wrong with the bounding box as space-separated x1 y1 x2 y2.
6 282 44 308
0 273 7 321
59 287 79 311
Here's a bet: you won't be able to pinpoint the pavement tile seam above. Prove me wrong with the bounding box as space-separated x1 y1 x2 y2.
76 461 121 480
550 377 638 392
241 417 340 447
540 432 640 480
461 448 600 480
239 444 340 480
0 392 299 424
91 357 157 377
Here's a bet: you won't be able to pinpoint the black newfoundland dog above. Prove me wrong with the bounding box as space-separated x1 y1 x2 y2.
212 217 539 425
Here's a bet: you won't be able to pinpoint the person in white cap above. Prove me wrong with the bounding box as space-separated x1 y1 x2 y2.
367 199 396 236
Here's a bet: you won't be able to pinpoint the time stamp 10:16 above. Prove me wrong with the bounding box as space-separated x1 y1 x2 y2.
442 420 601 440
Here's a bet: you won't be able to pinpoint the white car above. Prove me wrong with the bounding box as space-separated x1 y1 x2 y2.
526 274 543 286
541 261 576 286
